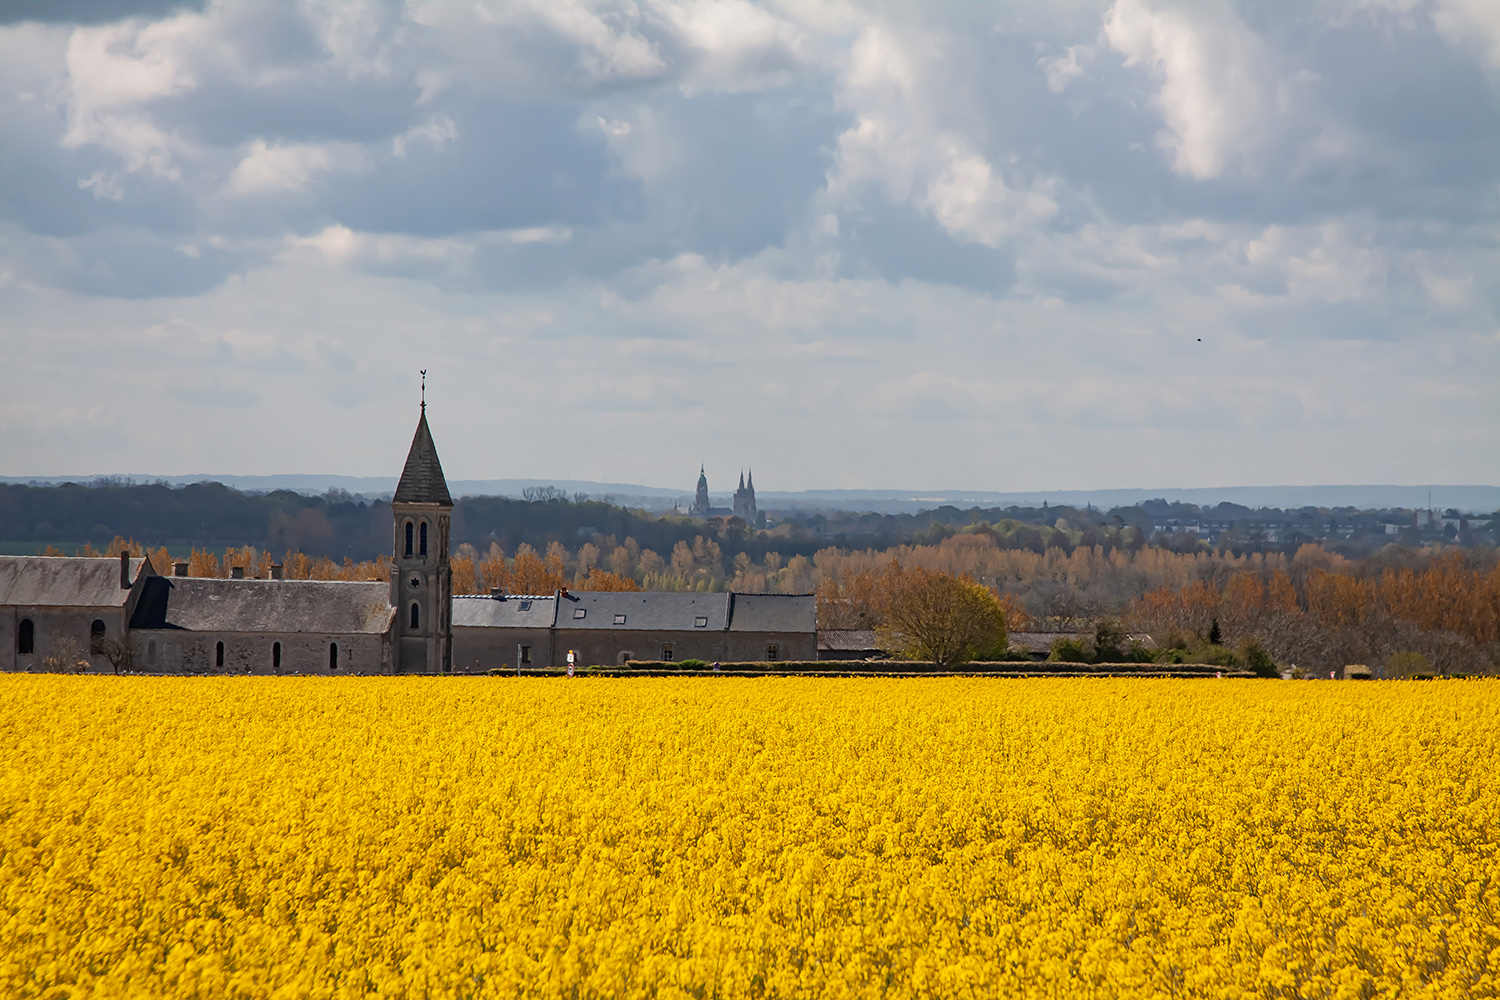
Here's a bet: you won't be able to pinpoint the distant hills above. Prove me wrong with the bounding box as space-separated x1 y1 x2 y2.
3 476 1496 514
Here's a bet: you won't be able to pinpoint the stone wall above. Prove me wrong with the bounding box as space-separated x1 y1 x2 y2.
725 630 818 663
553 629 734 668
2 606 128 672
453 626 556 672
131 630 391 674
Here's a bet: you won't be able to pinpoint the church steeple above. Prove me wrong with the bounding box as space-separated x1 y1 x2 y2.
391 390 453 674
691 464 711 518
732 467 757 524
394 408 453 506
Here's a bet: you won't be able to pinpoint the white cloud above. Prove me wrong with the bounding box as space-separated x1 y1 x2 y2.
60 14 205 178
825 22 1056 246
1433 0 1500 72
392 115 459 157
1103 0 1274 179
1039 44 1095 93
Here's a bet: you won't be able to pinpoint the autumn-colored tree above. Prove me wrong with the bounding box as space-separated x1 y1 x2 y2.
873 562 1008 666
478 542 510 593
283 551 313 580
578 569 643 592
512 548 566 595
995 591 1033 633
188 548 220 578
451 555 478 595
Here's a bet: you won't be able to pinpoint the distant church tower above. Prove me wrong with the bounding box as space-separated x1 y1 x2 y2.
391 393 453 674
690 465 711 518
733 470 757 524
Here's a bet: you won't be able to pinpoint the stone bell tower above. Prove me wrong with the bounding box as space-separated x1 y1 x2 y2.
391 390 453 674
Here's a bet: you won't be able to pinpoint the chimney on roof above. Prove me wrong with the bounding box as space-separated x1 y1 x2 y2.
174 562 189 578
119 551 131 589
270 563 284 581
489 586 505 599
231 566 245 579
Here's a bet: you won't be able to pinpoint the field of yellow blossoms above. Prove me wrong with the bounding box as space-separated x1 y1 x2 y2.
0 676 1496 999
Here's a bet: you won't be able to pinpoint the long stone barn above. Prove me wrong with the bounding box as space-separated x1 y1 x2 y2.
1 403 816 674
453 590 816 671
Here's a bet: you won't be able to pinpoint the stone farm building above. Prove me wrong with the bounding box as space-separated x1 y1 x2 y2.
1 405 815 674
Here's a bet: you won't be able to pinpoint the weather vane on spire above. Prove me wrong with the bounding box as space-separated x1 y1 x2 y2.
420 369 427 411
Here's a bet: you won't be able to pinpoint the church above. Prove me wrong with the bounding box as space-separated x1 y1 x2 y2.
2 405 814 674
689 466 757 524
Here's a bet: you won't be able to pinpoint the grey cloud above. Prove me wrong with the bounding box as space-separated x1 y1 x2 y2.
0 0 206 25
35 228 246 298
838 201 1017 294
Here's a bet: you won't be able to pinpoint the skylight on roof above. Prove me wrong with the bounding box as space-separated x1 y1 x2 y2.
694 616 708 628
613 613 626 624
518 600 531 611
574 608 586 619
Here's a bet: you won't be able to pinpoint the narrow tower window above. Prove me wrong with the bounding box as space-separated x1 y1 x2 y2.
90 619 106 654
419 521 428 556
404 521 414 557
273 642 281 670
410 603 420 630
329 642 338 670
17 619 34 656
216 641 225 668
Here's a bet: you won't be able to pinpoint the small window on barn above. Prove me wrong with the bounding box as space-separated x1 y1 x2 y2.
215 641 224 668
766 644 780 662
272 642 281 670
574 608 586 619
520 645 532 665
410 603 420 630
404 520 414 557
90 619 106 654
147 639 157 665
613 613 626 625
18 619 35 655
329 642 338 670
419 521 428 556
661 643 674 662
694 616 708 628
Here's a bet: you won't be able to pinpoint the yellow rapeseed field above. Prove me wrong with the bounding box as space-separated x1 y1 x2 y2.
0 677 1496 999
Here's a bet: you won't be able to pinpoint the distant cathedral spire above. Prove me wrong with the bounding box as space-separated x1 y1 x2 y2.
733 467 757 524
691 465 711 518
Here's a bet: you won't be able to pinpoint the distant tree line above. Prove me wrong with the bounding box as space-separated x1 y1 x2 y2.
4 480 1494 562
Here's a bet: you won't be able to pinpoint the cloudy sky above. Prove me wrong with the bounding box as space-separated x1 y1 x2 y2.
1 0 1497 492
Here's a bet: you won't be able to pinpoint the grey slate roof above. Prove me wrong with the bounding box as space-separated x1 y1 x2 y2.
729 593 816 633
555 591 731 631
393 409 453 506
0 556 145 608
817 628 881 652
452 595 557 629
129 577 393 634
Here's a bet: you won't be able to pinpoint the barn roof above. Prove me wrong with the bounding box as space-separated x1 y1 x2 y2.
0 556 146 608
555 591 731 632
129 577 393 634
452 594 557 629
728 593 816 633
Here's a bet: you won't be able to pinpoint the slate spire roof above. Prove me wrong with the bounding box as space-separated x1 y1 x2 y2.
394 406 453 506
